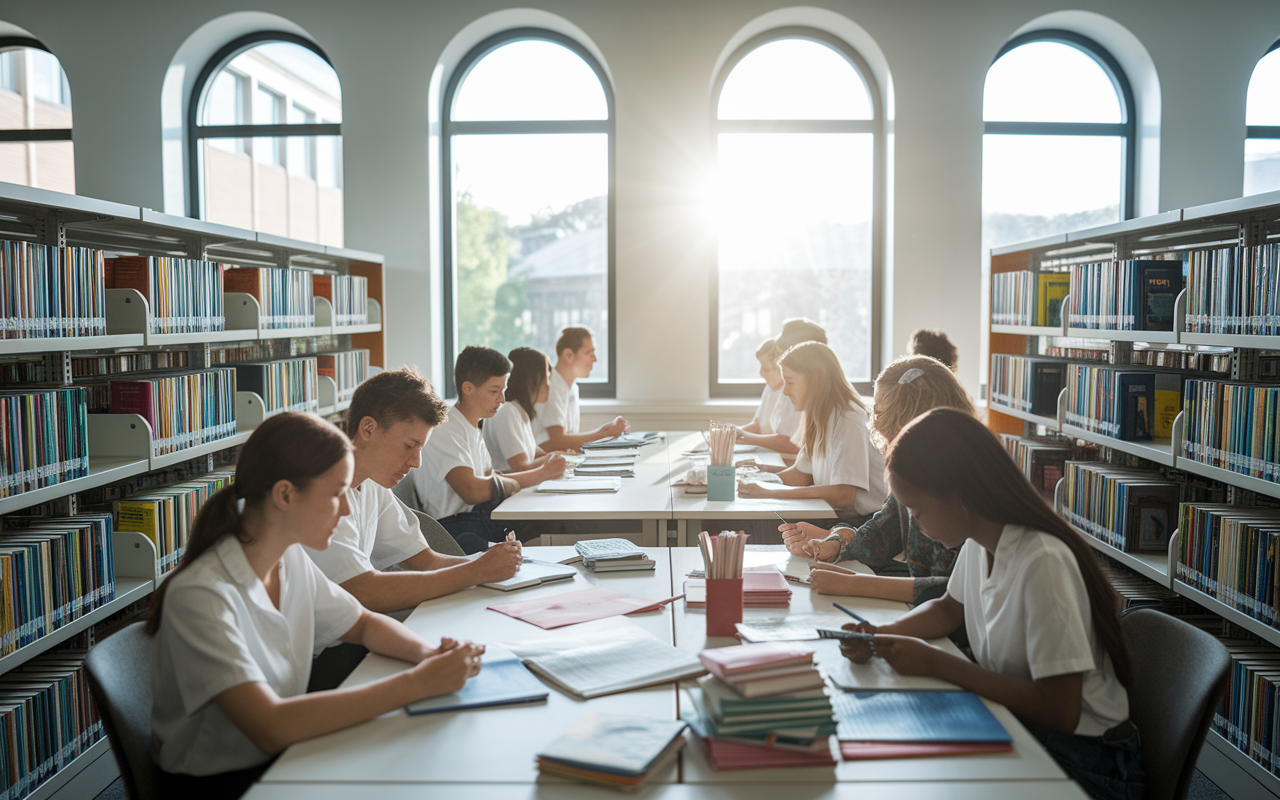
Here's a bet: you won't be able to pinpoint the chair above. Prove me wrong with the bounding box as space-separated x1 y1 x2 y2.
1121 608 1230 800
84 621 159 800
411 508 467 557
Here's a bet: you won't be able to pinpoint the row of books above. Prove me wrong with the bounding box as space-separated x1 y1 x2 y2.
224 267 314 330
318 349 370 404
1044 344 1110 362
988 355 1063 416
236 358 319 415
1063 364 1182 441
998 433 1070 499
0 388 89 498
0 242 106 339
1185 243 1280 335
1061 462 1182 553
105 256 226 335
1065 259 1182 331
1214 636 1280 777
1178 503 1280 627
991 271 1068 327
110 369 238 457
314 274 369 327
115 470 234 574
1 350 191 383
0 647 103 800
1183 379 1280 483
1132 347 1233 374
0 514 115 656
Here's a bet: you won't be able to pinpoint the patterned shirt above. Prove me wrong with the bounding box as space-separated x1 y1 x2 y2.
831 494 960 604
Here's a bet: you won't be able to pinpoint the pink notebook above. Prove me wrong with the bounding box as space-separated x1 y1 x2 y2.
488 587 664 629
840 741 1014 760
699 642 815 678
701 737 837 770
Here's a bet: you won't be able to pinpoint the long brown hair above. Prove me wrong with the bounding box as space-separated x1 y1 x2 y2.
885 408 1134 685
871 355 974 450
779 341 868 459
146 413 353 635
506 347 548 420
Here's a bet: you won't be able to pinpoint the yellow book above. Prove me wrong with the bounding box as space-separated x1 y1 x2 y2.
116 500 161 555
1037 273 1070 327
1153 374 1182 439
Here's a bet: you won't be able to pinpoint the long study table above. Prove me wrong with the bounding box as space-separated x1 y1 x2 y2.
247 547 1085 799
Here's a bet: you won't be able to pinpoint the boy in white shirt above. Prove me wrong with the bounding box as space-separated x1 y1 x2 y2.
533 326 629 451
411 346 566 553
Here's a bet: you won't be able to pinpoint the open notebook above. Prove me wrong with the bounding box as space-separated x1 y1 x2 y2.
480 559 578 591
536 478 623 494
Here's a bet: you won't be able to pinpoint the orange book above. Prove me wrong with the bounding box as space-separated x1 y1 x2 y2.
221 267 264 303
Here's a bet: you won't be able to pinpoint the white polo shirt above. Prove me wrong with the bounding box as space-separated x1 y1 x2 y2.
532 369 579 444
947 525 1129 736
151 535 362 775
794 401 886 516
483 401 538 473
303 479 429 585
414 409 492 519
750 384 802 438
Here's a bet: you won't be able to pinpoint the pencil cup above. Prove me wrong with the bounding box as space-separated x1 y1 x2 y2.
707 465 736 502
706 578 744 637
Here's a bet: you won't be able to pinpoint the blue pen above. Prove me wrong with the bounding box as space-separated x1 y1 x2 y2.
833 603 871 626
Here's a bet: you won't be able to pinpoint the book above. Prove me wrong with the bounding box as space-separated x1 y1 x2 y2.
534 478 622 493
833 691 1011 744
695 674 834 737
108 370 238 457
1153 373 1183 439
1037 272 1070 327
0 387 90 497
105 255 224 334
479 559 577 591
570 465 635 477
988 355 1064 416
1 242 107 339
699 642 815 678
404 650 548 714
487 586 668 629
536 711 686 788
998 434 1070 499
990 270 1034 326
312 273 369 327
683 706 836 769
1116 372 1156 441
1139 261 1182 331
316 350 370 403
235 358 320 414
1062 462 1189 552
575 538 645 560
223 266 315 330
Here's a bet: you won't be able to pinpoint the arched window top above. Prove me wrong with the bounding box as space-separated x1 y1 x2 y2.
718 37 872 120
199 38 341 126
984 39 1123 124
0 36 75 193
1247 44 1280 127
452 38 607 121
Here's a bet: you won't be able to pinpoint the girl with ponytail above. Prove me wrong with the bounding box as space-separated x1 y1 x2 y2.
839 408 1143 800
148 412 483 800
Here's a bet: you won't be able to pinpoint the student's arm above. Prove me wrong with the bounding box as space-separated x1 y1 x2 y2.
809 569 916 602
540 417 628 452
738 468 860 509
736 431 801 455
340 542 524 612
444 466 495 506
503 453 567 488
506 449 560 471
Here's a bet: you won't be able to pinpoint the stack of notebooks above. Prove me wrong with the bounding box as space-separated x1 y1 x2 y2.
571 538 656 572
686 568 792 609
572 450 638 478
683 643 836 769
536 711 687 788
583 432 660 450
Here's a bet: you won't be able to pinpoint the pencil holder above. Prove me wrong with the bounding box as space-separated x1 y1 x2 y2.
707 465 736 502
706 578 744 637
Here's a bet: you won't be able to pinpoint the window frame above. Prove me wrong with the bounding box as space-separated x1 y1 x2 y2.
187 31 342 219
0 37 73 144
440 27 617 399
709 27 885 397
984 30 1137 220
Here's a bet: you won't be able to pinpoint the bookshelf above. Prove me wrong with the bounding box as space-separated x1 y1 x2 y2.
989 192 1280 798
0 180 385 800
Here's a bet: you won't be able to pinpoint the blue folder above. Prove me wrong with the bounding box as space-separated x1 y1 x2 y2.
832 690 1012 743
405 654 549 715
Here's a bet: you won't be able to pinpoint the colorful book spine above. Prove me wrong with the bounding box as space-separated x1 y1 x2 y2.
1211 636 1280 776
1178 503 1280 627
1061 462 1179 552
104 256 225 335
1066 259 1182 332
1186 243 1280 335
1182 378 1280 482
990 270 1035 326
0 241 106 340
1063 364 1159 441
313 274 369 327
223 267 315 330
998 433 1070 497
114 470 233 574
988 355 1064 415
235 358 319 415
0 388 90 499
316 349 369 403
109 369 237 458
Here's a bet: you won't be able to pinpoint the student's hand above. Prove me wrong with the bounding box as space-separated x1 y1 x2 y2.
739 459 784 474
838 622 878 664
808 567 863 596
603 416 629 437
736 480 777 498
471 540 522 582
542 452 568 480
409 640 485 697
780 522 832 557
864 634 942 677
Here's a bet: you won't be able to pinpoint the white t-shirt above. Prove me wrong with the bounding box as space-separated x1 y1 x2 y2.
151 536 362 775
414 409 492 519
793 401 886 516
532 369 579 444
484 401 538 473
947 525 1129 736
303 479 429 585
750 384 802 438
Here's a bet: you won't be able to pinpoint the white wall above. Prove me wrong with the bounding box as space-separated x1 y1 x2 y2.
10 0 1280 406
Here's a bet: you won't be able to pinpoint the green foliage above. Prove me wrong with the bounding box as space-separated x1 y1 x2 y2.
454 192 529 355
511 195 606 237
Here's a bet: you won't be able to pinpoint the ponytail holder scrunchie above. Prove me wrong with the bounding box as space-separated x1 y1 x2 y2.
898 368 925 385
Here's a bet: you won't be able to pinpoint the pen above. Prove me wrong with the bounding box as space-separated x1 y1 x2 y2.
833 603 872 626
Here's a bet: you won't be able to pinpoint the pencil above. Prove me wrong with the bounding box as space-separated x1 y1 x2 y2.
833 603 871 626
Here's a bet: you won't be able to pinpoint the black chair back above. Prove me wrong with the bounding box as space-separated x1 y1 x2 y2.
85 621 159 800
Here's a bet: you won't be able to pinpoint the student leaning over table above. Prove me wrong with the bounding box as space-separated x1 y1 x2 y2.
737 341 886 526
840 408 1143 800
734 317 828 457
778 355 969 604
148 413 483 800
533 326 629 451
485 347 576 472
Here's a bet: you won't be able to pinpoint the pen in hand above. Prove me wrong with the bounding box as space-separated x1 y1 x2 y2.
833 603 872 626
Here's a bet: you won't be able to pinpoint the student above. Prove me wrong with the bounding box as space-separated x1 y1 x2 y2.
735 316 828 454
533 326 629 451
738 341 886 525
839 408 1142 800
148 412 484 800
484 347 571 472
305 367 523 617
778 355 970 604
411 346 566 553
906 327 958 372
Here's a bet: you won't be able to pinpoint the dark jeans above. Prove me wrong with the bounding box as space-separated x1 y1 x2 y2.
438 478 511 554
1021 719 1145 800
159 759 274 800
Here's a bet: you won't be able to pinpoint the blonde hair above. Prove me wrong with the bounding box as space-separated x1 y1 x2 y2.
755 338 778 362
871 355 975 450
779 342 867 459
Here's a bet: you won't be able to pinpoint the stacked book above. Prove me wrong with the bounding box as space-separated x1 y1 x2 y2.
571 538 656 572
686 568 792 609
105 256 226 334
2 241 107 339
236 358 320 415
317 349 369 404
313 273 369 327
536 711 687 788
684 643 836 769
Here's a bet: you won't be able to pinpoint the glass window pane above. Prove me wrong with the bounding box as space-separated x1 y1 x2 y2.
453 40 607 121
1245 138 1280 196
0 52 14 93
202 69 244 126
984 41 1122 123
317 130 342 188
718 39 872 121
717 133 873 382
31 50 69 107
1247 48 1280 127
226 42 341 122
452 133 609 379
981 134 1123 240
254 86 281 125
287 135 314 178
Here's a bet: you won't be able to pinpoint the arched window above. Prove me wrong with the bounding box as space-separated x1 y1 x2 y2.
189 33 342 245
0 37 73 193
711 30 883 393
442 29 614 397
1245 41 1280 196
982 31 1135 256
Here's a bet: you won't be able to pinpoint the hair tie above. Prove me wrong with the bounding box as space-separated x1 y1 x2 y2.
898 368 925 385
235 497 246 515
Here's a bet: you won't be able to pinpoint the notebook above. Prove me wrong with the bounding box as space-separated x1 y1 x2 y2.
575 538 645 560
832 691 1012 743
822 651 959 692
487 586 664 629
735 612 854 642
535 478 622 493
479 559 577 591
683 707 837 769
698 642 815 678
404 649 549 715
536 710 686 786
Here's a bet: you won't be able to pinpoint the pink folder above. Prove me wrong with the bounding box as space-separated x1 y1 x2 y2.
487 587 666 629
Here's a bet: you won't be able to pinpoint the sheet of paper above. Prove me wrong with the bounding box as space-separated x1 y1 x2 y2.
535 478 623 493
735 612 854 642
822 649 959 691
487 586 658 629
